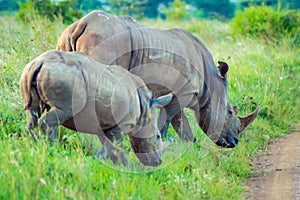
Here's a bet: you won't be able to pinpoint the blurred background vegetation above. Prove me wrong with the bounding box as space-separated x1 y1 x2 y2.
0 0 299 22
1 0 298 47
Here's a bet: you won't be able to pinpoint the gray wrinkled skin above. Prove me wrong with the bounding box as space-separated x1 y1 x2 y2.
56 11 259 148
20 50 172 166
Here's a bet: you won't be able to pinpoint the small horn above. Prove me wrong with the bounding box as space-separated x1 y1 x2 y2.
162 141 170 153
238 106 260 134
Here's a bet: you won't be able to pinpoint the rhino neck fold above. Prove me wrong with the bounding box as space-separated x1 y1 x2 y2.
127 24 136 71
136 86 148 128
126 26 147 72
198 81 226 142
197 78 210 130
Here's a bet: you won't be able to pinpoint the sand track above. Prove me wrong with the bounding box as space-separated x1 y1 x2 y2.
245 125 300 200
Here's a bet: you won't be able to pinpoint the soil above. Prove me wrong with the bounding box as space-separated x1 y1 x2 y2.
245 125 300 200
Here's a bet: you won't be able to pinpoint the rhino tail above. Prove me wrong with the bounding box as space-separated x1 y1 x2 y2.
70 20 87 51
24 61 43 110
56 20 79 51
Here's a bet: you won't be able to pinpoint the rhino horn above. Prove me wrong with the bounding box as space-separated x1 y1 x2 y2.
162 141 170 153
238 106 260 134
150 93 173 108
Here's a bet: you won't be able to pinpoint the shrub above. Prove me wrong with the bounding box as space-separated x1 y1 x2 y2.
164 0 186 20
16 0 82 24
187 0 235 19
230 5 300 45
107 0 147 20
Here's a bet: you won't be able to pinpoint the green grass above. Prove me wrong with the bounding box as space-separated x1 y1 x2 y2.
0 15 299 199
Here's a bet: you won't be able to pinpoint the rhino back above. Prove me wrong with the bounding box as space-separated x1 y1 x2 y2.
93 65 144 132
56 12 213 103
36 60 87 116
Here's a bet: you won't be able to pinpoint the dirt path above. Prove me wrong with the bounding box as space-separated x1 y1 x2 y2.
245 125 300 199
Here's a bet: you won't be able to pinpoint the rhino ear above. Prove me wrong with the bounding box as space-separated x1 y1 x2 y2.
238 106 260 134
218 61 229 77
148 91 153 99
150 93 173 108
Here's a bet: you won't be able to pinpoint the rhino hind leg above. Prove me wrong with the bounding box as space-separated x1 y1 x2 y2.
96 132 128 166
39 107 72 142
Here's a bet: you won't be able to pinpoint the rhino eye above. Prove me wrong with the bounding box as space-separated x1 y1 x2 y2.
228 110 233 115
156 134 161 139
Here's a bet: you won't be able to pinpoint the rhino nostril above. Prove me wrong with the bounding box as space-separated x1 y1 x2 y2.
154 159 162 166
28 123 33 129
227 136 238 148
216 134 239 148
234 136 239 145
193 137 197 143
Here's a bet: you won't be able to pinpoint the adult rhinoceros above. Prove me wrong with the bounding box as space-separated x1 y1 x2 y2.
20 50 172 166
56 11 259 148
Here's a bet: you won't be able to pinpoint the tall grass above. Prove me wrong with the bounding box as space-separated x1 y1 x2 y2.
0 14 299 199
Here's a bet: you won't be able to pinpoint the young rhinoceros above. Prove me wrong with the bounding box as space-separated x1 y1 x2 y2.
20 50 172 167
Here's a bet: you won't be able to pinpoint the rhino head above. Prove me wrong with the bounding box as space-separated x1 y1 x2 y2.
199 61 260 148
215 105 260 148
129 92 173 166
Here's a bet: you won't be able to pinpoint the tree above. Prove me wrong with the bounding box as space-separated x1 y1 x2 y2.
107 0 147 19
0 0 25 12
237 0 300 10
106 0 173 18
16 0 82 24
143 0 173 18
76 0 103 12
187 0 235 19
164 0 186 20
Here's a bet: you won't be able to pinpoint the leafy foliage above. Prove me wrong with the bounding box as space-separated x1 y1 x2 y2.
1 0 300 21
0 0 24 12
237 0 300 10
107 0 147 19
230 5 300 46
16 0 82 24
164 0 186 20
187 0 236 19
76 0 103 12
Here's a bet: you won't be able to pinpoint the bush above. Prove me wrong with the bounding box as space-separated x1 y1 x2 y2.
230 5 300 45
16 0 82 24
107 0 147 20
164 0 186 20
187 0 235 19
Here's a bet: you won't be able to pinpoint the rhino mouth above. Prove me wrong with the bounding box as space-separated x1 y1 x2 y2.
216 134 239 148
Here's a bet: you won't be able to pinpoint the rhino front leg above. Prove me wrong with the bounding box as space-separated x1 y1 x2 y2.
158 97 195 143
39 107 72 143
158 108 170 139
158 98 180 139
102 130 124 147
96 131 128 166
171 112 195 143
